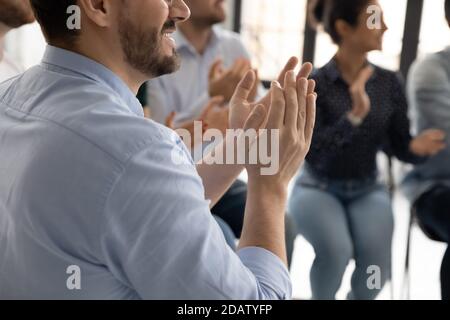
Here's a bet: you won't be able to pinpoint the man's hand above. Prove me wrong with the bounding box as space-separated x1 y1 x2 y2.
410 129 446 157
256 57 313 111
247 71 317 186
165 96 224 149
208 58 253 102
236 67 317 266
229 57 314 131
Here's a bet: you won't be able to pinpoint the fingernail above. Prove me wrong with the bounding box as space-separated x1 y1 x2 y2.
272 80 281 88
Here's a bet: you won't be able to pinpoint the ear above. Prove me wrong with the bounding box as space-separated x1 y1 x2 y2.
335 19 353 41
78 0 114 28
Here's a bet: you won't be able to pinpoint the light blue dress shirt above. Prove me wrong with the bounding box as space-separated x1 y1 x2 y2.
146 26 253 125
402 46 450 202
0 45 291 300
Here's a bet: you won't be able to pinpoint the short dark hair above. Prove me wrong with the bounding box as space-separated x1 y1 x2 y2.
446 0 450 22
30 0 79 45
309 0 371 44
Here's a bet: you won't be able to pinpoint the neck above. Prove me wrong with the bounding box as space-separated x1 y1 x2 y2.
57 38 145 95
179 20 214 55
0 24 11 61
0 23 10 38
335 45 368 84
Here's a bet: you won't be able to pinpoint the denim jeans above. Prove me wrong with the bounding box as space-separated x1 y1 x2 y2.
288 168 393 300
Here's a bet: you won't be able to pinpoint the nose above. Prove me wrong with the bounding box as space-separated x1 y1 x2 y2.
381 15 388 32
170 0 191 23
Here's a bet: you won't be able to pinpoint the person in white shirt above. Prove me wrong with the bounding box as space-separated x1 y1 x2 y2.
0 0 35 82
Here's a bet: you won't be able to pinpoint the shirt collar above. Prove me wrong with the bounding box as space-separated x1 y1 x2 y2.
174 25 221 56
322 57 376 84
322 58 342 83
41 45 144 117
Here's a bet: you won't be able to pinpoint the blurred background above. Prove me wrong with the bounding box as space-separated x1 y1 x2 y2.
5 0 449 300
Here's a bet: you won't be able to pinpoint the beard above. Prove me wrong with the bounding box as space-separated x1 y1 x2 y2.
118 13 180 78
0 0 34 28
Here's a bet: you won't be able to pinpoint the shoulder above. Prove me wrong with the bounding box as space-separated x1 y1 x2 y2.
409 52 449 88
370 64 402 83
2 65 184 166
214 27 248 55
215 27 244 45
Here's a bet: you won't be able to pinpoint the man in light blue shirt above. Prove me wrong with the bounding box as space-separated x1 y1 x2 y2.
0 0 316 299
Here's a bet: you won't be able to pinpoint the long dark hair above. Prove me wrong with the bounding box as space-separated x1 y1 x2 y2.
309 0 372 44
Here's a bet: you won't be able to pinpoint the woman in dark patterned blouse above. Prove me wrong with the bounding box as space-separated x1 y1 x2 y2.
289 0 446 300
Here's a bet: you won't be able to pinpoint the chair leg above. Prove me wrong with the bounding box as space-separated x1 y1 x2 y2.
402 208 414 299
390 257 395 300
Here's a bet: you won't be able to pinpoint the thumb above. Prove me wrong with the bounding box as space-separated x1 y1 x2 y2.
230 70 256 104
209 58 223 80
165 112 176 129
243 104 267 131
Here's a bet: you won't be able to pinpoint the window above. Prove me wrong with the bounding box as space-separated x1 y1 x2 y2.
240 0 308 80
314 0 408 71
417 0 450 58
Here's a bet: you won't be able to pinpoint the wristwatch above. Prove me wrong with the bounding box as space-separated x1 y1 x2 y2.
347 113 364 127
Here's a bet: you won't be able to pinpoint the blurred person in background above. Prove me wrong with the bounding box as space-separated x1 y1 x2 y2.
288 0 446 300
0 0 35 81
146 0 298 265
402 0 450 301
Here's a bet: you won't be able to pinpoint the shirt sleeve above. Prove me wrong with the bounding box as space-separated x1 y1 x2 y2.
99 131 292 300
384 72 426 164
408 56 450 135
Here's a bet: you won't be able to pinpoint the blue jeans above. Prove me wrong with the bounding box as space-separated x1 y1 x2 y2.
288 168 393 300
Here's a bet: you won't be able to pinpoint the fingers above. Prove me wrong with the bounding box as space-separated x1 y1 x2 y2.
424 129 446 141
228 58 251 79
249 69 260 102
230 70 256 104
307 79 316 95
423 129 447 155
243 104 267 131
267 81 286 128
296 78 308 133
304 93 317 144
199 96 224 120
209 58 224 80
297 62 314 81
284 71 299 129
277 57 299 85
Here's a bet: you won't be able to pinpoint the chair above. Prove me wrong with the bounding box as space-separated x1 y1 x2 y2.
402 204 446 299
